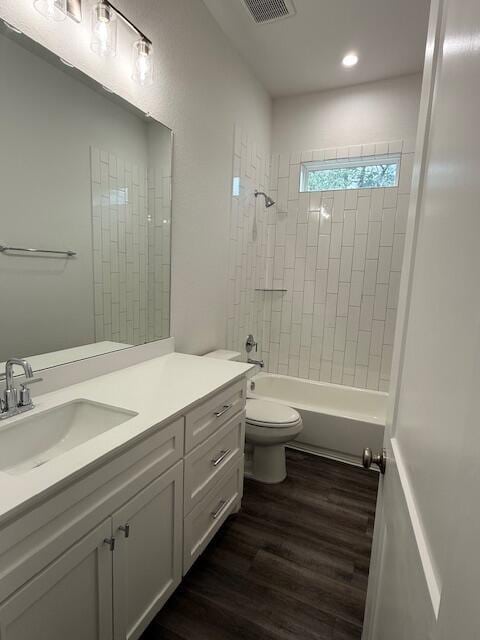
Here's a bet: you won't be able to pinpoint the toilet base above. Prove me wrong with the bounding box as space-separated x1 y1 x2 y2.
252 443 287 484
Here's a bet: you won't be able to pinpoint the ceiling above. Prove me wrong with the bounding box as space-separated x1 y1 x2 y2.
203 0 430 97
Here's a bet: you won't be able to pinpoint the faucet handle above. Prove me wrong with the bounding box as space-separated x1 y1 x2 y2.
17 378 42 408
3 387 18 412
19 385 31 407
245 334 258 353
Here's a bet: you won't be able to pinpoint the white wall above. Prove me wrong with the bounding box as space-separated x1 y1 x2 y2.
272 74 422 154
0 0 272 355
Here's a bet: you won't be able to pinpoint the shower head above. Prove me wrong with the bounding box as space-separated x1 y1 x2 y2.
254 190 275 208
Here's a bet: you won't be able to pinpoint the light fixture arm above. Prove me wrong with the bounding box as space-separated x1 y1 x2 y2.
99 0 152 45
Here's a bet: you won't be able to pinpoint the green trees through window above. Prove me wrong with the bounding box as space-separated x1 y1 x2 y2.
300 156 400 193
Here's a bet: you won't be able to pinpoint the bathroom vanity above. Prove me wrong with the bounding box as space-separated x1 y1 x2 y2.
0 353 250 640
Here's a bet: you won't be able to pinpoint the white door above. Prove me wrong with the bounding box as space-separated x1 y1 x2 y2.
0 519 113 640
363 0 480 637
112 461 183 640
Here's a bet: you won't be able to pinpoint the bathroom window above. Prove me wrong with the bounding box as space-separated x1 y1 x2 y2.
299 154 400 192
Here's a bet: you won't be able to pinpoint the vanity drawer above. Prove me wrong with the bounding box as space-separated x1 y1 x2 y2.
184 412 245 514
183 458 244 574
185 379 245 453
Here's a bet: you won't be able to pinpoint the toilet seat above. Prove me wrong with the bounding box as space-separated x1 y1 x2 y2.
246 399 301 429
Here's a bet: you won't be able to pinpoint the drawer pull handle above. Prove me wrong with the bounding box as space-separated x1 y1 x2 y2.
214 403 232 418
211 499 229 520
211 449 232 467
119 524 130 538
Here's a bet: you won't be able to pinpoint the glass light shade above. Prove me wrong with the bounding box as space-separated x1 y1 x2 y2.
33 0 67 21
132 39 154 86
91 1 117 58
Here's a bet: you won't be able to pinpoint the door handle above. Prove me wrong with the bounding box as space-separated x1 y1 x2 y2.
362 447 386 474
119 523 130 538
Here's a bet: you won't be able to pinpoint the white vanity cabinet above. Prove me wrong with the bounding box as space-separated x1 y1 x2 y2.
112 461 183 640
0 519 114 640
0 375 247 640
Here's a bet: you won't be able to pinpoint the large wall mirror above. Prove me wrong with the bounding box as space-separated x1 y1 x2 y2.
0 23 172 372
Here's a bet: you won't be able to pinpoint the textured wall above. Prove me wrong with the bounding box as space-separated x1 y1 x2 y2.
272 74 421 154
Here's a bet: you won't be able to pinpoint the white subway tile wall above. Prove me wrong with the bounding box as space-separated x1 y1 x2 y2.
227 131 414 391
91 148 171 346
226 126 270 354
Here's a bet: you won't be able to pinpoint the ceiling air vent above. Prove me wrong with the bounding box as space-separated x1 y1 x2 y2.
242 0 296 24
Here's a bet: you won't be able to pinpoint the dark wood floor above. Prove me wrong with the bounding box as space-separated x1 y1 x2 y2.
142 450 379 640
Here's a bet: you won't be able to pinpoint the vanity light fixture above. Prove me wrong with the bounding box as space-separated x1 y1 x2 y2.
91 1 117 57
33 0 67 22
342 52 359 67
132 38 154 86
90 0 154 85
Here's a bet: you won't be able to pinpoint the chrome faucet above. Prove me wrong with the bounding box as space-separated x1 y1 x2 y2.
247 358 265 368
245 334 264 367
1 358 40 420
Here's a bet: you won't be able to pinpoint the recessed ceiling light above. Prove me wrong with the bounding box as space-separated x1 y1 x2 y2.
342 52 359 67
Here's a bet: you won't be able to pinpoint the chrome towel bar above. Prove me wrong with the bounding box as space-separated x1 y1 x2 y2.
0 243 76 257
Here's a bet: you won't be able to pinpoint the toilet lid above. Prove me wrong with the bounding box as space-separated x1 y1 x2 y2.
246 399 301 428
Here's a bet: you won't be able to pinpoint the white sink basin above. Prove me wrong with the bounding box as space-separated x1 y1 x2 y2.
0 399 138 476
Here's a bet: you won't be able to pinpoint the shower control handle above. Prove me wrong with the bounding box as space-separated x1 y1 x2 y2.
362 447 387 474
245 334 257 353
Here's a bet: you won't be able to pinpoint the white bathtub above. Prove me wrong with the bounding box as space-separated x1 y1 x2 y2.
248 372 387 466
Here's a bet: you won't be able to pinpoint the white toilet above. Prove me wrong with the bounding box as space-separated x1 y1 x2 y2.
203 349 303 484
245 398 303 484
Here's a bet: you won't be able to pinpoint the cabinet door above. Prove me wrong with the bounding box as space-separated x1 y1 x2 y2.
112 461 183 640
0 520 113 640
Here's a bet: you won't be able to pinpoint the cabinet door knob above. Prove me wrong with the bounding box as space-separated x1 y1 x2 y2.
119 524 130 538
104 537 116 551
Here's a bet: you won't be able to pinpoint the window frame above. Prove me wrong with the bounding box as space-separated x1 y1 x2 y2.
299 153 401 193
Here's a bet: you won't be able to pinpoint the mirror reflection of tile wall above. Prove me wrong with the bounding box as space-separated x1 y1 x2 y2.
91 149 149 346
91 149 171 346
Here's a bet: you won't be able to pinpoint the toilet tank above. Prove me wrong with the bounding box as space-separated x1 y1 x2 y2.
203 349 242 362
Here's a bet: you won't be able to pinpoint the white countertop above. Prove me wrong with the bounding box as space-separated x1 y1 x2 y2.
0 352 252 526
